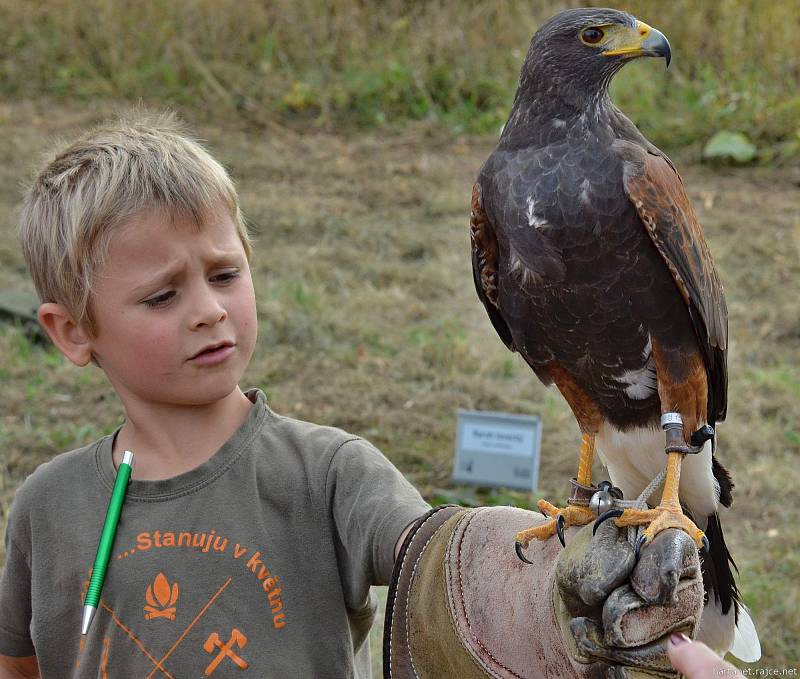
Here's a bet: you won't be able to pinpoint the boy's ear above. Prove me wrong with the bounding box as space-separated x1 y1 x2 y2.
37 303 94 367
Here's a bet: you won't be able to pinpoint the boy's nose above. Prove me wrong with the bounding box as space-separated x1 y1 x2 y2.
191 290 228 328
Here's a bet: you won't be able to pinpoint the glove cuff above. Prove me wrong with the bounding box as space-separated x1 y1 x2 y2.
384 504 466 678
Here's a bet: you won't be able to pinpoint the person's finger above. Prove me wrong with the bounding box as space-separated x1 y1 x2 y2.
667 633 742 677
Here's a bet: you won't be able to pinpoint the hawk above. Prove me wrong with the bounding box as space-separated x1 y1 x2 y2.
470 8 759 658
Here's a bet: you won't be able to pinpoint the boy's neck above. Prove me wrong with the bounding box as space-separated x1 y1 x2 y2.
111 387 254 481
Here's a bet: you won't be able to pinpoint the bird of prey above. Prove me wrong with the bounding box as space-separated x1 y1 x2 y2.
470 8 759 658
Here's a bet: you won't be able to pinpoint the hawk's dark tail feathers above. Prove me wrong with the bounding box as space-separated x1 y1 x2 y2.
701 512 740 623
712 455 734 508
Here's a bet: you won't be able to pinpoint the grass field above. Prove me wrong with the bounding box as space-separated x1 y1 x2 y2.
1 96 798 671
2 0 799 156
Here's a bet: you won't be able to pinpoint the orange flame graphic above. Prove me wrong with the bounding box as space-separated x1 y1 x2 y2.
144 572 179 620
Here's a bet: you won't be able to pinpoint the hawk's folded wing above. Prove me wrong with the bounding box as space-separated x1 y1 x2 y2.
624 151 728 424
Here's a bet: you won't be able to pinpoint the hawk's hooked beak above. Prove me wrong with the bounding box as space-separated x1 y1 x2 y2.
603 21 672 68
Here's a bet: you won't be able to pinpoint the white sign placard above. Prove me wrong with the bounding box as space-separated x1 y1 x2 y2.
453 409 542 491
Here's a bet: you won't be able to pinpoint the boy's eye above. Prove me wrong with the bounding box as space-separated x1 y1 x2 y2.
143 291 175 308
212 271 240 284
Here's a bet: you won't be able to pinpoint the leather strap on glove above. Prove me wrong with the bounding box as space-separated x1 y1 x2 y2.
384 505 704 679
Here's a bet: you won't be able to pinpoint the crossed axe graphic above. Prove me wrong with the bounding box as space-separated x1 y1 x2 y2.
203 628 249 675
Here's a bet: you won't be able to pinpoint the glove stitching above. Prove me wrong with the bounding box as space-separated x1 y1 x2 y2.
452 507 526 679
389 507 455 679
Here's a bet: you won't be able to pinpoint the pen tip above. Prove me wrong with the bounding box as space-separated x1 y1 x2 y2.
81 605 96 635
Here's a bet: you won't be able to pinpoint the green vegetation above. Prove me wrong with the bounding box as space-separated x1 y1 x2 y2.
1 0 799 155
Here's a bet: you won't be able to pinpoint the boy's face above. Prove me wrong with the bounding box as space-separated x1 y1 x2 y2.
85 209 257 409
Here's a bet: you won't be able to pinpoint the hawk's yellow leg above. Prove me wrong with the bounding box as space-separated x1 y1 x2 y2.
515 433 597 548
613 451 706 549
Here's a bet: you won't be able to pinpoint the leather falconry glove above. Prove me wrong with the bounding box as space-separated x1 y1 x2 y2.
384 505 704 679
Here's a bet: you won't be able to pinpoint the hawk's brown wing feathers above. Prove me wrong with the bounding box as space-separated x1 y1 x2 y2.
625 152 728 424
470 182 515 351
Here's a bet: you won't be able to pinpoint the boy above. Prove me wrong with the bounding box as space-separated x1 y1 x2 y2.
0 112 430 678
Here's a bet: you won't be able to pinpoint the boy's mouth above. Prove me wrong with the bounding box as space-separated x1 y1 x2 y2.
189 341 235 360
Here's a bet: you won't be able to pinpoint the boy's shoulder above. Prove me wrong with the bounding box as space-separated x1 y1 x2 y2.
4 434 108 548
11 434 106 509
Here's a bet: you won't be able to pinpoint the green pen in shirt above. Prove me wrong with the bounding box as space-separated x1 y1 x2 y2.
81 449 134 635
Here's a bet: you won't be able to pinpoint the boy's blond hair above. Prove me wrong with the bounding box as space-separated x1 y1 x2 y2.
18 110 253 337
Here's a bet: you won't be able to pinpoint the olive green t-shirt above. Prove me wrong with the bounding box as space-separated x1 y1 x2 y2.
0 389 430 677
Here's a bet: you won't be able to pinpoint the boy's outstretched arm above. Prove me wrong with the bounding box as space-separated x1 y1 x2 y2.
0 654 40 679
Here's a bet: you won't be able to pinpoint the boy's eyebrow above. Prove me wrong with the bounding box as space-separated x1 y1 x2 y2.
131 251 244 294
131 268 183 296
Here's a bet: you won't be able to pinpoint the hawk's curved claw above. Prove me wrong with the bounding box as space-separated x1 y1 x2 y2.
593 508 625 535
556 514 566 547
701 534 710 554
634 534 647 559
515 541 534 565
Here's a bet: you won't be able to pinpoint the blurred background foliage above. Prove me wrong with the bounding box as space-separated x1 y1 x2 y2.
1 0 799 159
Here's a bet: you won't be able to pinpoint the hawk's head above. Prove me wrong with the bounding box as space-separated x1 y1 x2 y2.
519 8 671 105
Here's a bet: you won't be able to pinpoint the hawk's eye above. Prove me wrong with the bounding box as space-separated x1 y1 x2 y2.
581 27 605 45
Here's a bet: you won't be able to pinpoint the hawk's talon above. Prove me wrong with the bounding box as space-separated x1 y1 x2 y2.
515 502 594 546
634 534 647 559
515 541 535 565
701 534 710 554
593 508 625 535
